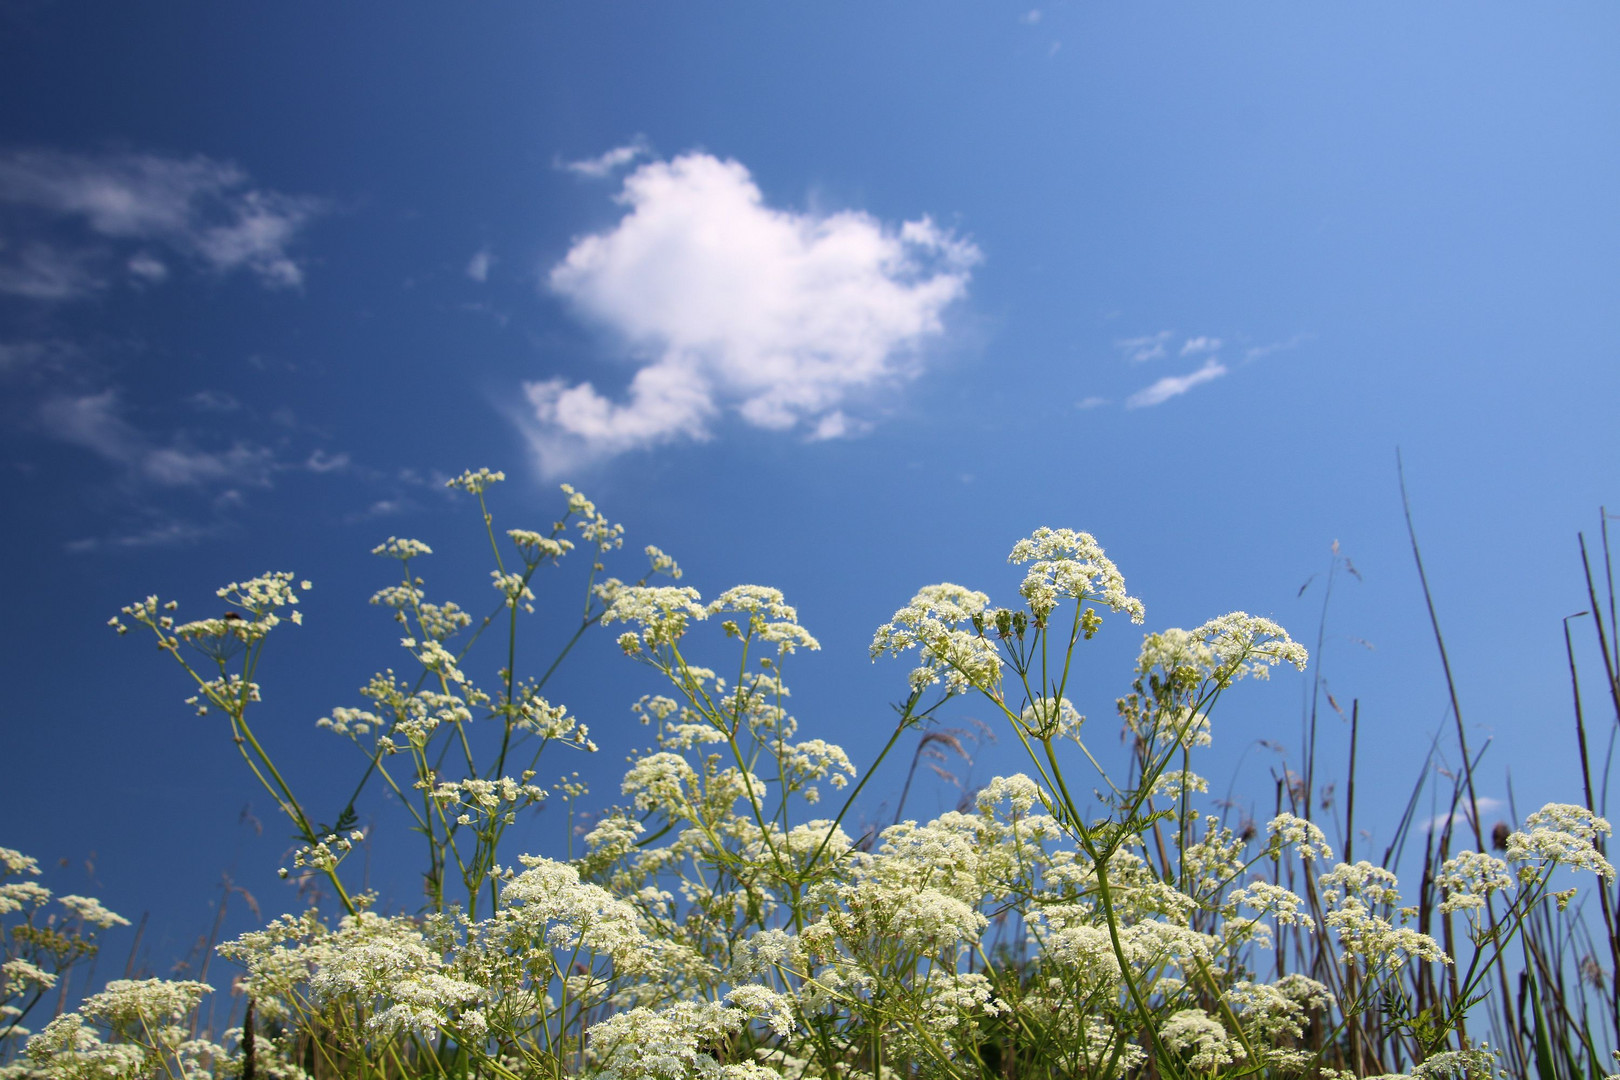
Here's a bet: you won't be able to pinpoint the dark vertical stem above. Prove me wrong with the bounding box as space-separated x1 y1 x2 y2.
1566 611 1620 1050
1304 550 1337 824
122 910 148 978
1397 450 1485 851
1604 509 1618 674
242 997 257 1080
1579 534 1620 730
1345 699 1359 865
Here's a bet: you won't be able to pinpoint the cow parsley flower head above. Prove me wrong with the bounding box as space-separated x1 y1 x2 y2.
446 467 505 494
1137 614 1308 690
0 847 40 877
588 1000 750 1080
871 584 1001 695
57 895 130 930
0 881 52 914
708 586 820 652
603 586 707 647
4 958 56 990
1223 980 1315 1042
1148 769 1210 801
373 536 433 560
1319 861 1450 971
1019 695 1084 740
1505 803 1617 881
1412 1046 1501 1080
1159 1008 1245 1071
1008 527 1144 624
1267 813 1335 863
491 570 536 609
645 545 682 580
1229 881 1314 931
976 773 1046 817
1437 850 1516 913
509 529 574 562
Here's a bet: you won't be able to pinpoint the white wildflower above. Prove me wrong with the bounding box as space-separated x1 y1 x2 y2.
603 586 707 647
1505 803 1616 881
1437 850 1516 913
1267 812 1335 863
57 895 130 929
1159 1008 1245 1071
445 467 505 494
1008 526 1145 624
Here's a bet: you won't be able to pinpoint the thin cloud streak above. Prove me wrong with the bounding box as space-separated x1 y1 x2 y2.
1117 330 1172 363
1125 357 1228 408
38 389 276 487
558 139 650 179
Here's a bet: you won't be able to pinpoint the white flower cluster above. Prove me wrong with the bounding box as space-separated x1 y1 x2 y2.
282 831 367 878
509 527 575 563
1267 812 1335 863
431 776 547 827
560 483 625 563
604 586 708 648
372 536 434 560
1008 526 1145 624
446 466 506 494
3 845 133 1056
1159 1007 1245 1071
26 978 224 1079
1505 802 1616 881
709 586 820 654
870 583 1001 695
111 507 1620 1080
1318 861 1449 972
1437 849 1517 914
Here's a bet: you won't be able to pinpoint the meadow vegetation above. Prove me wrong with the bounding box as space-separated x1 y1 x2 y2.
4 470 1617 1080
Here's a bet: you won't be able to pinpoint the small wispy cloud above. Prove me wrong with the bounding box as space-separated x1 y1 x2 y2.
126 251 168 284
1244 333 1311 361
1076 396 1109 410
304 449 351 474
0 242 102 300
808 410 872 441
186 389 239 413
65 517 223 554
1116 330 1173 363
523 151 979 476
0 337 80 379
558 138 651 180
38 388 276 486
1020 9 1042 23
466 247 494 283
0 147 323 299
1180 335 1221 356
1125 357 1228 409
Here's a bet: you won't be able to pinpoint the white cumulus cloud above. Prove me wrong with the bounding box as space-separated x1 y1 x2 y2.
523 151 978 476
0 147 322 297
1125 357 1228 409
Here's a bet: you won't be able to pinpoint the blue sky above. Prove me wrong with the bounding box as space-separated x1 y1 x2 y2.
4 2 1619 965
